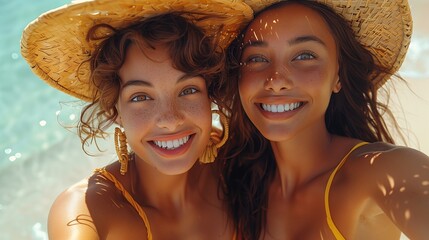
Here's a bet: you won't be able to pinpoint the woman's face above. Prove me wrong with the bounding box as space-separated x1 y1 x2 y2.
239 3 341 142
116 43 212 175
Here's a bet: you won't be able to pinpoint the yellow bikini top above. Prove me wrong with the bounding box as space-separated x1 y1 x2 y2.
95 168 237 240
98 142 366 240
324 142 369 239
95 168 153 239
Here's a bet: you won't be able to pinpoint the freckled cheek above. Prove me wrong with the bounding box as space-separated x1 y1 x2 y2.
120 106 154 128
180 99 212 129
116 106 154 146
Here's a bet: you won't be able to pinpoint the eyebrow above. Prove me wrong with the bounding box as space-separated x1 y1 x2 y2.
121 73 191 89
121 79 152 89
242 34 326 51
288 35 326 46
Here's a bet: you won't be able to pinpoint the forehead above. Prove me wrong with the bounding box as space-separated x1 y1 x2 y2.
118 43 178 80
244 3 332 42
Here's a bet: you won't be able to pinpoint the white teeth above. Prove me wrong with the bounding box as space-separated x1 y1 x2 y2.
154 136 190 150
261 102 302 113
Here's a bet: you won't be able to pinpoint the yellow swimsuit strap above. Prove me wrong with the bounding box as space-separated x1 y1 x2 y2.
324 142 369 240
94 168 153 240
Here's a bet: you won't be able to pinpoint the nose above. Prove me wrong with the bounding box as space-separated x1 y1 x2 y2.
156 101 184 130
264 68 292 92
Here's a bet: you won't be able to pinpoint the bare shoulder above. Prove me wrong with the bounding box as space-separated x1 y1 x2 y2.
48 178 99 240
354 142 429 173
351 142 429 239
349 142 429 186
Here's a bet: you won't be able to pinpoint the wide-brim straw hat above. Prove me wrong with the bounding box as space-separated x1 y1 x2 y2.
21 0 253 101
243 0 413 88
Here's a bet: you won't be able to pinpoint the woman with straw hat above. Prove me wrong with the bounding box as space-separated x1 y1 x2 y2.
220 0 429 239
21 0 252 239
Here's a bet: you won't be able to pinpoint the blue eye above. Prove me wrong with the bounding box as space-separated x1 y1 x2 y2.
180 87 198 96
131 94 151 102
249 56 268 63
242 55 268 65
294 52 316 60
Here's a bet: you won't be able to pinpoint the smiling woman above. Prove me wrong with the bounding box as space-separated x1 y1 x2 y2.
220 0 429 239
18 0 252 239
114 42 212 175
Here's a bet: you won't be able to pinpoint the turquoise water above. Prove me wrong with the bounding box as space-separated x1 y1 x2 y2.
0 1 109 239
0 0 73 170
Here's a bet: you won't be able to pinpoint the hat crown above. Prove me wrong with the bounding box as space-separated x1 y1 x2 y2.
21 0 254 101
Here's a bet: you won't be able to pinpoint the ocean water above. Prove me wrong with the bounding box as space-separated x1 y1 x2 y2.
0 1 112 239
0 0 72 170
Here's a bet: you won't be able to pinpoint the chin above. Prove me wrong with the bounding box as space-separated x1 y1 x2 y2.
155 159 197 176
258 126 295 143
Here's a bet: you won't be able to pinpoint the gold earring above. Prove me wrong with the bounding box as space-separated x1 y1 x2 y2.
114 127 129 175
200 110 229 164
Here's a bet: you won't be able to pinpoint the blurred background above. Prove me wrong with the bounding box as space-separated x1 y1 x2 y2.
0 0 428 239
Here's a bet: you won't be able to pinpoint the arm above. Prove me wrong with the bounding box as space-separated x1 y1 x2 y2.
48 179 99 240
371 147 429 240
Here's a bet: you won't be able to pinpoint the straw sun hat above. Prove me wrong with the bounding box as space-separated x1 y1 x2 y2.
21 0 253 101
243 0 413 88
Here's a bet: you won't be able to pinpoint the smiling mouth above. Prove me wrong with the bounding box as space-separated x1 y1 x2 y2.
260 102 303 113
152 135 191 150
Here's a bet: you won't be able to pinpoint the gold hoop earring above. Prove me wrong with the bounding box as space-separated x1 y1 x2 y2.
200 110 229 164
114 127 129 175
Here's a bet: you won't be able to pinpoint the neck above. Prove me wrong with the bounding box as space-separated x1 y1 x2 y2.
270 123 335 198
132 158 207 213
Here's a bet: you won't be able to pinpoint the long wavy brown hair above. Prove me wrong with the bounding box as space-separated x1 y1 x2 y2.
77 13 229 153
219 1 403 239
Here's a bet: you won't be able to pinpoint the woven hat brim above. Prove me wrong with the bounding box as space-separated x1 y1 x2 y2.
243 0 413 87
21 0 253 101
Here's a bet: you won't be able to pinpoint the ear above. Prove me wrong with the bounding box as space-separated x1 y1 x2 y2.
114 107 123 126
333 77 341 93
115 116 123 126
